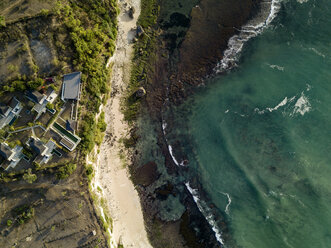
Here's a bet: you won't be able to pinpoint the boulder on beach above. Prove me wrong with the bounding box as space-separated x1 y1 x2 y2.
128 6 135 19
134 87 146 98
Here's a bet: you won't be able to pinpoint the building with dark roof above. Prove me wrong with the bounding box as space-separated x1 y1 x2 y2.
61 72 82 101
29 137 47 155
8 97 20 110
28 137 56 162
0 142 23 171
0 143 14 160
0 104 11 117
27 87 58 121
27 90 46 104
0 97 22 129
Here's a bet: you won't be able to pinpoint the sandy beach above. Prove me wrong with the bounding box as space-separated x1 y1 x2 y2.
91 0 152 247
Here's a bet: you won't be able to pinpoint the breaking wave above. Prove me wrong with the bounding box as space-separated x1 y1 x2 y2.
162 119 186 167
185 182 224 246
219 192 232 215
291 92 311 116
215 0 283 73
255 85 312 117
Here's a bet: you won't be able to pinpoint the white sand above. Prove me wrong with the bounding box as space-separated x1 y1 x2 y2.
91 0 152 247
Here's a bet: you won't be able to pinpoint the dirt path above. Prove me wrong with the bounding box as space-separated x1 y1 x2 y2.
92 0 152 247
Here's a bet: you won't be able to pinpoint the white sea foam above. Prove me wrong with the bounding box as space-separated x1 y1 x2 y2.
255 96 292 114
291 92 311 116
185 182 224 246
168 144 180 166
162 120 167 133
309 47 326 58
219 192 232 215
268 63 285 71
162 118 187 167
255 89 311 117
215 0 283 73
267 97 288 112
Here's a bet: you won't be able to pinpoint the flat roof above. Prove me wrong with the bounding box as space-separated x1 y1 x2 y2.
62 72 81 100
60 138 75 151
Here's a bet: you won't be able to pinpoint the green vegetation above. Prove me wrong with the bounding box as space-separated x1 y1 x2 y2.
56 162 76 179
0 15 5 27
27 78 44 89
13 204 35 225
22 168 37 183
46 102 54 110
7 219 12 227
124 0 159 123
85 163 94 183
1 77 45 92
7 64 18 73
95 111 106 145
54 0 118 153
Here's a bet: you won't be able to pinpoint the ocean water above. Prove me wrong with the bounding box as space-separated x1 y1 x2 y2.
163 0 331 247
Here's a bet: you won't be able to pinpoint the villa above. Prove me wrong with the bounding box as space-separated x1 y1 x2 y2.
28 137 56 165
26 87 58 120
0 142 23 171
0 97 22 129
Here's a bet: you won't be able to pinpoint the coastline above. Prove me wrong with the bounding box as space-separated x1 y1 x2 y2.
128 0 282 247
90 0 152 247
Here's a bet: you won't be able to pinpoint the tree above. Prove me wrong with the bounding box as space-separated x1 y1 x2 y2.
27 78 43 89
7 219 12 227
56 163 77 179
0 16 5 27
12 80 26 91
23 168 37 183
46 102 54 109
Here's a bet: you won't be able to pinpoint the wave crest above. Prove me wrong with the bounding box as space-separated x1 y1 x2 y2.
215 0 283 73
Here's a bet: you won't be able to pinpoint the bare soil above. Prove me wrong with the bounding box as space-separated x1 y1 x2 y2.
0 0 54 23
0 171 108 248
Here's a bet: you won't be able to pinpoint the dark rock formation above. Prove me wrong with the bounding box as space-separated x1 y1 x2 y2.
133 161 159 187
128 6 135 19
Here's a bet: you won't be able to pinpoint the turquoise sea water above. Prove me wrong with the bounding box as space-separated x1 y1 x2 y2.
164 0 331 247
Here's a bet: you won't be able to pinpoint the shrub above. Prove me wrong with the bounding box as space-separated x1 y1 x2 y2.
23 168 37 183
13 205 35 225
12 80 26 91
0 16 5 27
7 219 12 227
85 164 94 182
56 163 77 179
27 78 43 89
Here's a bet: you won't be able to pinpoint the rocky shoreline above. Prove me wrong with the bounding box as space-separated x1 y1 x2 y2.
129 0 270 247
